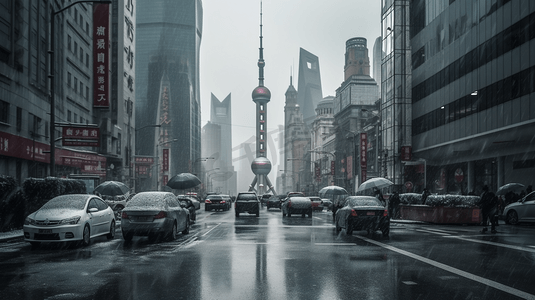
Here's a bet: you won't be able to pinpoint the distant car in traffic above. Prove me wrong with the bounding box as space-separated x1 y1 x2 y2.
24 194 116 247
321 198 333 211
204 194 231 211
502 191 535 225
266 195 282 210
121 192 190 242
235 191 260 217
177 195 197 224
308 196 323 211
282 196 312 218
334 196 390 237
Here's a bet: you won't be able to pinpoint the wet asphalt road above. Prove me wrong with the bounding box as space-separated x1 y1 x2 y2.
0 205 534 300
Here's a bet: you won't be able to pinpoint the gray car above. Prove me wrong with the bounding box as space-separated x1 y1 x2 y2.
503 191 535 225
282 196 313 218
121 192 190 242
235 191 260 217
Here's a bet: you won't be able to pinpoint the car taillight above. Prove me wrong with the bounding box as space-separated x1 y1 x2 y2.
121 212 129 219
205 200 212 203
221 200 226 204
383 209 389 217
351 209 358 217
288 200 292 207
154 211 167 219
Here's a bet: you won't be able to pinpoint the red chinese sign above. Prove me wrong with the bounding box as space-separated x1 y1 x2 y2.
93 4 110 108
346 156 353 180
62 126 100 147
401 146 412 161
315 162 321 182
162 149 169 171
134 156 154 164
360 133 367 168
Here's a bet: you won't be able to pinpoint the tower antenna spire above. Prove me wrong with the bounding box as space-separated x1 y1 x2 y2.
258 1 265 86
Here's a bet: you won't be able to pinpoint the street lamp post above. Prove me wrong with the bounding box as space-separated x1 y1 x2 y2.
49 0 111 177
308 150 336 187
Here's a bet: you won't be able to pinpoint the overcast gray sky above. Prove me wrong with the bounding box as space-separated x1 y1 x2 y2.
200 0 382 150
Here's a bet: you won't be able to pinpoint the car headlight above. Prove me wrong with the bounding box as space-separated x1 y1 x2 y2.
59 216 81 225
24 216 36 225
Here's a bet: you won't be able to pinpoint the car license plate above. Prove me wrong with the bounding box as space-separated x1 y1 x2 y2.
137 216 150 222
39 229 52 233
366 212 375 216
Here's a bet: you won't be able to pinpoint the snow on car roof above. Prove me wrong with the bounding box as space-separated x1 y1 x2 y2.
40 194 89 211
126 192 172 210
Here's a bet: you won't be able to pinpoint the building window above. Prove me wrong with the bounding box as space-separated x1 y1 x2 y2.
0 100 9 124
16 107 22 131
86 53 89 67
68 35 71 51
74 77 78 92
74 41 77 56
67 110 71 122
86 86 89 99
29 1 48 89
29 114 41 138
80 82 83 95
67 72 71 87
80 47 83 61
74 113 77 123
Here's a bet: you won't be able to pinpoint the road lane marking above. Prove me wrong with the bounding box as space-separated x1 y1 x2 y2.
315 243 360 246
201 222 222 237
402 281 418 285
415 229 451 236
444 236 535 253
356 235 535 300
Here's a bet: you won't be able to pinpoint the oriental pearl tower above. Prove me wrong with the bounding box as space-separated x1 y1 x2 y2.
249 2 276 196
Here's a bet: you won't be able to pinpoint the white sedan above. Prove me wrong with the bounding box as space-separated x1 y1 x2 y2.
24 194 116 247
503 191 535 225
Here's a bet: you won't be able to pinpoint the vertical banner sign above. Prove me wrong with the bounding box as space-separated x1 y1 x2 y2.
315 162 321 182
163 175 169 187
360 133 367 182
346 156 353 180
331 161 335 175
93 4 110 108
162 149 169 172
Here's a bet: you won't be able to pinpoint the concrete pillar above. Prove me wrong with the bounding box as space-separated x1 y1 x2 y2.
467 161 475 193
497 156 505 188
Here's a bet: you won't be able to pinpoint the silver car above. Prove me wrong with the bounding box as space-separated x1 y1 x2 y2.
24 194 116 247
503 191 535 225
121 192 190 242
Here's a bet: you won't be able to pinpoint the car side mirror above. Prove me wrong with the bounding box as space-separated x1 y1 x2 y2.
88 207 98 213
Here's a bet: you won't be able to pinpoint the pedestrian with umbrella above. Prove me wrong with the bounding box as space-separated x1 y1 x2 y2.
319 186 348 220
477 185 498 234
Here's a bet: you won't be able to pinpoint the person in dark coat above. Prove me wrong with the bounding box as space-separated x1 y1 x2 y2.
421 188 431 205
389 191 401 219
477 185 498 233
374 188 385 206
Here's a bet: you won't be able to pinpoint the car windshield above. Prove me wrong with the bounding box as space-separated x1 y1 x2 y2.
127 193 168 210
238 194 257 200
40 195 87 211
345 197 382 207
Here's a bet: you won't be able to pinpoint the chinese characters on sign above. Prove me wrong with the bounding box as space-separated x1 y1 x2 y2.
162 149 169 172
134 156 154 176
93 4 110 108
62 126 100 147
360 133 367 182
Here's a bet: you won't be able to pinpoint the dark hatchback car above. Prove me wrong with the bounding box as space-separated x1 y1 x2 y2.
205 194 231 211
235 191 260 217
266 195 282 210
334 196 390 237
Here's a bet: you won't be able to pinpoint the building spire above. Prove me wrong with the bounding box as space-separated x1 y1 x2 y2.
258 1 265 86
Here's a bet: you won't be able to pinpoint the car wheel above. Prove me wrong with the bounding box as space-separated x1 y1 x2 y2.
168 222 178 241
288 212 292 217
182 219 190 234
382 226 390 237
335 222 341 233
282 212 286 217
507 210 519 225
106 221 116 240
308 209 313 218
122 230 133 242
82 224 91 246
205 206 210 211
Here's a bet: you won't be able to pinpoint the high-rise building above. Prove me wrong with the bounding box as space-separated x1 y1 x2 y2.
382 0 535 194
333 37 379 193
206 93 237 195
135 0 203 191
297 48 323 125
372 36 383 94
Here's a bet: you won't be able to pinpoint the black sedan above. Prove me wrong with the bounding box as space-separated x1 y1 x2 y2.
281 196 312 218
266 195 282 210
334 196 390 237
121 192 190 242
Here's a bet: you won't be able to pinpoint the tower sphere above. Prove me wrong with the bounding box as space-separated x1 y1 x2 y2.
251 157 272 175
252 85 271 103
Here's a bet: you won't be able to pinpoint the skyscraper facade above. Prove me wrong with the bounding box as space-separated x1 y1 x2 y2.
135 0 203 190
383 0 535 194
297 48 323 125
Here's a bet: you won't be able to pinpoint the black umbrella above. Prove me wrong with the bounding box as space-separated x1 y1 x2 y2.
94 181 130 196
496 183 524 195
167 173 201 190
318 186 348 198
